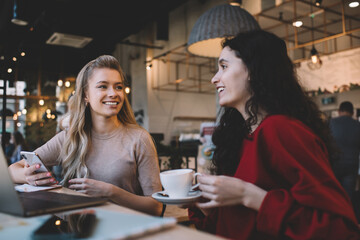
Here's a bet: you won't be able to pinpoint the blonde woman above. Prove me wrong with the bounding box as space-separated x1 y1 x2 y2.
8 55 163 216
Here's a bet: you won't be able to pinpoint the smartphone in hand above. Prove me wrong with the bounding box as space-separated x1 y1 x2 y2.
20 151 50 173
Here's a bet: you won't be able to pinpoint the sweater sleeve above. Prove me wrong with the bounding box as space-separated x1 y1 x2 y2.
135 130 162 196
255 117 360 239
34 130 66 166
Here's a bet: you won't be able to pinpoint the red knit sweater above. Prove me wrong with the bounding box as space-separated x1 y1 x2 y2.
189 115 360 239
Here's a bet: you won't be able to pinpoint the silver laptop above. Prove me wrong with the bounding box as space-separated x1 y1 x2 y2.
0 148 107 217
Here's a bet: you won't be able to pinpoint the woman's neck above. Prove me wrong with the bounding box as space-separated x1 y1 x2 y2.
242 109 268 134
91 115 122 134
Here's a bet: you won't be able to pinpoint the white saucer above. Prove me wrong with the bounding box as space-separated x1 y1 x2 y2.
152 190 202 205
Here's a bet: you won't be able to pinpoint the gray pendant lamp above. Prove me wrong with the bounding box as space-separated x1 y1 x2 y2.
187 4 260 58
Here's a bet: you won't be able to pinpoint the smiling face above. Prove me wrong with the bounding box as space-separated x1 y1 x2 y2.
211 46 251 115
84 68 124 120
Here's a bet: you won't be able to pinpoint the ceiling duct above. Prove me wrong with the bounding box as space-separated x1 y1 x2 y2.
46 32 93 48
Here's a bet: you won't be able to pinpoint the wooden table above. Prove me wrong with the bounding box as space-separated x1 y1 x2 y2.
164 205 189 223
0 187 224 240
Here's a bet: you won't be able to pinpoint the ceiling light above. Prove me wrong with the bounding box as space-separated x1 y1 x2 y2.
46 32 93 48
11 0 28 26
292 20 303 27
20 52 25 57
349 1 359 8
7 68 12 73
125 87 131 94
12 57 17 62
229 0 242 7
57 79 63 87
315 0 322 6
11 18 28 26
187 4 260 58
65 81 71 88
39 99 44 106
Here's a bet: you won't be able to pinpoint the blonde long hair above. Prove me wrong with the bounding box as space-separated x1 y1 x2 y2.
60 55 137 185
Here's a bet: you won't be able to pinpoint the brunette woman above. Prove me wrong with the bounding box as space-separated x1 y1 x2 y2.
189 30 360 239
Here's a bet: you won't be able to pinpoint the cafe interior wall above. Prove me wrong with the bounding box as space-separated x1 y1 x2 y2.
297 45 360 94
146 0 224 144
296 46 360 117
296 46 360 119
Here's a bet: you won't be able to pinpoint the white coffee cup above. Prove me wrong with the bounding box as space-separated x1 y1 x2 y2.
160 169 201 198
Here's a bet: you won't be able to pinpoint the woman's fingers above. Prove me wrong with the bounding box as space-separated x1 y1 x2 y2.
68 178 87 185
34 177 57 186
27 175 56 186
24 164 40 175
200 191 218 201
68 178 89 190
24 166 55 186
196 200 219 209
197 175 216 185
68 183 85 190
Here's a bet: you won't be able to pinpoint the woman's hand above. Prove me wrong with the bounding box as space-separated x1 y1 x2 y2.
196 175 267 211
68 178 113 198
24 163 57 186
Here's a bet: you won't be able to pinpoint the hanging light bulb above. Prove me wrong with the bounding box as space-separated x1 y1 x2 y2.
307 2 322 70
311 46 318 64
308 45 322 70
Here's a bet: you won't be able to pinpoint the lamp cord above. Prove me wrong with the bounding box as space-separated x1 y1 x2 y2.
311 0 314 46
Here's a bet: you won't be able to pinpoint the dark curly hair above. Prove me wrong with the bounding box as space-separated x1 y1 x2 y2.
211 30 338 175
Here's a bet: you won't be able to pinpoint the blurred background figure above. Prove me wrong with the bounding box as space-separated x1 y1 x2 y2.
10 131 29 164
330 101 360 222
2 132 15 165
